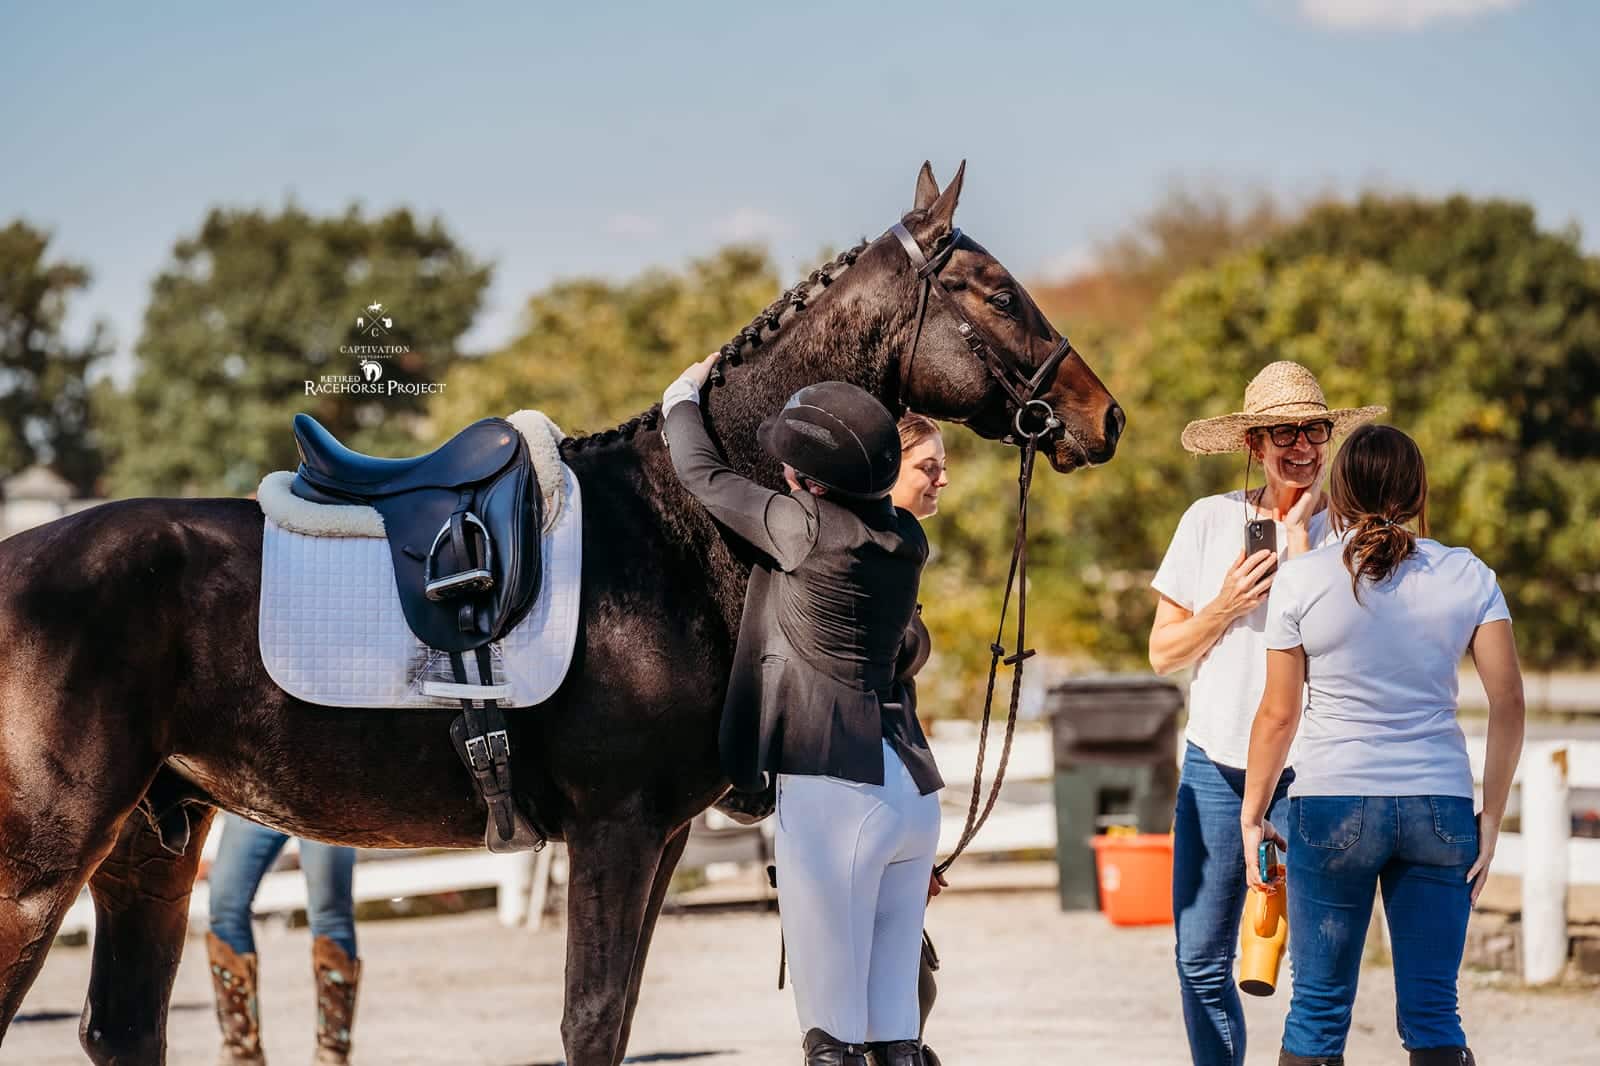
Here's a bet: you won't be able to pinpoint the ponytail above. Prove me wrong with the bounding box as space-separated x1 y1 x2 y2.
1328 425 1429 602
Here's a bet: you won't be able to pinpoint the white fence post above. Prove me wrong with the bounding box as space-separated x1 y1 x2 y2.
1520 742 1570 985
496 852 537 927
525 844 557 931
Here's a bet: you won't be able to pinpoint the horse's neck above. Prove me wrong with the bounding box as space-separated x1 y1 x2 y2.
699 273 910 480
578 265 914 630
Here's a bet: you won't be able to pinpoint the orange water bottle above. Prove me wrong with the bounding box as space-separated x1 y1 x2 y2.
1238 841 1287 996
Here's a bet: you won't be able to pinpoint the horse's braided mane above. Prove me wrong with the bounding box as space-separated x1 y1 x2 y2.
561 238 872 452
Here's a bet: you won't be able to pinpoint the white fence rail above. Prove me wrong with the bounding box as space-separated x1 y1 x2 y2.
57 845 543 940
929 727 1057 856
1464 736 1600 884
55 729 1597 951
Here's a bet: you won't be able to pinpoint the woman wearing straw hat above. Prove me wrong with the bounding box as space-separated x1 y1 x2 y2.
1148 361 1383 1066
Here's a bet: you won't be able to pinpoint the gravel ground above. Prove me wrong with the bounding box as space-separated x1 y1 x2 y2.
9 890 1597 1065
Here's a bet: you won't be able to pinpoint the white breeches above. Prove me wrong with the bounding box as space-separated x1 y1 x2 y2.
775 740 942 1043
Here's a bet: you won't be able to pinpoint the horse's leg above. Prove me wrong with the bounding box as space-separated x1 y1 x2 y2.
559 814 676 1066
610 822 691 1066
0 721 159 1046
79 802 216 1066
0 827 107 1040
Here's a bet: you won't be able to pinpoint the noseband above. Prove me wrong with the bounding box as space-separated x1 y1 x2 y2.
890 222 1078 445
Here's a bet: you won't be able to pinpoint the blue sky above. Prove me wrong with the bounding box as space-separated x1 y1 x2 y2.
3 1 1595 376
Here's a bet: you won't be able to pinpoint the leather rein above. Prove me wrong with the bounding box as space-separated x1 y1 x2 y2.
887 222 1076 876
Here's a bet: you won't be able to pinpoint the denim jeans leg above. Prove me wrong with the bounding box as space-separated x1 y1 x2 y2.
299 840 359 959
1173 743 1292 1066
207 814 292 956
1383 796 1475 1052
1282 796 1388 1058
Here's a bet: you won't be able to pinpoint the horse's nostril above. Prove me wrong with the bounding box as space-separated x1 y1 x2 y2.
1106 404 1126 447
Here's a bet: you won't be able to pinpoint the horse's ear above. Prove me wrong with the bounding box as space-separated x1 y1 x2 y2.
926 159 965 235
913 161 940 211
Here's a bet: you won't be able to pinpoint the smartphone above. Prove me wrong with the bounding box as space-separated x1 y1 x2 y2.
1258 840 1281 884
1245 519 1277 559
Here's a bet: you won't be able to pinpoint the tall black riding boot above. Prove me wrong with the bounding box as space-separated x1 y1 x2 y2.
1279 1053 1345 1065
867 1039 936 1065
1409 1049 1476 1066
803 1027 870 1066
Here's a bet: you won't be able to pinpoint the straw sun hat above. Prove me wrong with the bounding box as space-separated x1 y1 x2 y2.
1180 361 1386 455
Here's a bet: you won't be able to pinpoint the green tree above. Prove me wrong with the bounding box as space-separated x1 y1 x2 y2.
979 248 1594 679
101 205 491 496
917 254 1487 703
1262 195 1600 665
432 244 777 436
0 221 112 492
1034 183 1289 338
1263 193 1600 457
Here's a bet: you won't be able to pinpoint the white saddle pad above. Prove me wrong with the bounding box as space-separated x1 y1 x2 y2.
258 464 582 709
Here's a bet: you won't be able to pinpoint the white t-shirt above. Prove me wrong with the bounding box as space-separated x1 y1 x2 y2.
1151 492 1335 769
1264 537 1510 799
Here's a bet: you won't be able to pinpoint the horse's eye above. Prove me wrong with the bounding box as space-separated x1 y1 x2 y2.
989 291 1015 313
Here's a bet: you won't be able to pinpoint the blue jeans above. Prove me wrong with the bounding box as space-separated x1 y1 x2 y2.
1283 795 1477 1058
1173 741 1294 1066
208 814 358 959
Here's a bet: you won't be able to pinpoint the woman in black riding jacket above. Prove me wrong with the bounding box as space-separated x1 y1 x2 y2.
662 354 943 1066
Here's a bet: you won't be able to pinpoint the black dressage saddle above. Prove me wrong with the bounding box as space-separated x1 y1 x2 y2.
291 414 544 652
289 413 548 852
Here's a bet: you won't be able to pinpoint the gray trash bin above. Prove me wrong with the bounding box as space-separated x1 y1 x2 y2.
1048 675 1182 910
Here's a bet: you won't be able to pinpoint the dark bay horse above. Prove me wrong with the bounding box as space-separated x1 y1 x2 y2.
0 162 1121 1065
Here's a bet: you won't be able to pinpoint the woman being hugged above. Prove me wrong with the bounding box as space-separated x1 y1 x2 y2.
888 413 951 1060
1150 361 1383 1066
1242 424 1525 1066
662 357 943 1066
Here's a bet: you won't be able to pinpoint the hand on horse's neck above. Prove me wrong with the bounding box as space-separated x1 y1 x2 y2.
677 248 914 627
699 268 911 482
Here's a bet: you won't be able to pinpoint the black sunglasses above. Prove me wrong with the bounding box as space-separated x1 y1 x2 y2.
1259 420 1333 447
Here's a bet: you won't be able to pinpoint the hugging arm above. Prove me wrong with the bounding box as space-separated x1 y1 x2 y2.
663 401 818 571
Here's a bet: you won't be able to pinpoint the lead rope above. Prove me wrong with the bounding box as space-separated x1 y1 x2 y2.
935 430 1039 876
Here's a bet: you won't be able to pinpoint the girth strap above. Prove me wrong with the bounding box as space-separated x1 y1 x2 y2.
447 647 545 853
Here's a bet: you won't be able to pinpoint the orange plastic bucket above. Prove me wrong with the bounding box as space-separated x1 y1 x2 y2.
1089 833 1174 926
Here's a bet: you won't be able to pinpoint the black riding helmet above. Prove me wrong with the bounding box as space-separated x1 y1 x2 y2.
757 381 901 500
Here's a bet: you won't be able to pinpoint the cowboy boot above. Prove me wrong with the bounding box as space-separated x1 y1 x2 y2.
803 1027 870 1066
206 932 266 1066
1279 1053 1344 1065
312 936 361 1065
1410 1049 1476 1066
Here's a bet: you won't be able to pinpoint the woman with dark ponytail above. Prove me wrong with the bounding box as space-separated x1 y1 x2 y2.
1241 424 1526 1066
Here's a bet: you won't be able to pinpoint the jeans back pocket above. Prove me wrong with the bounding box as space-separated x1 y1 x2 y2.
1428 796 1478 845
1296 796 1364 850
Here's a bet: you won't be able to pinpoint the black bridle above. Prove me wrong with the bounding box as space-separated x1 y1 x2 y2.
887 221 1070 875
890 222 1082 449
